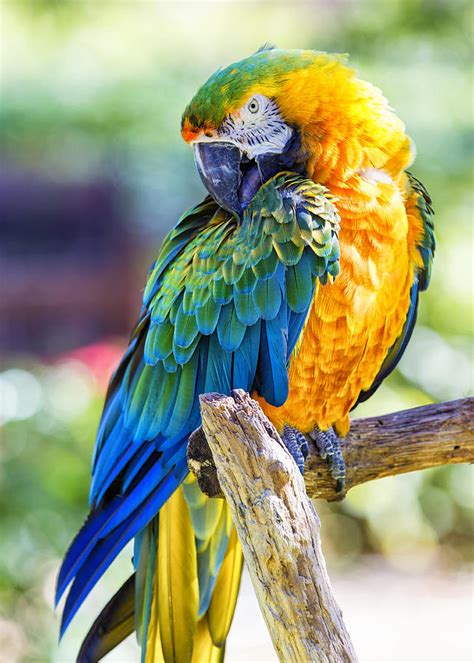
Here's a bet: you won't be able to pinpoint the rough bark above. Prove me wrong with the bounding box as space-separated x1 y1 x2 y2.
198 390 359 663
188 396 473 502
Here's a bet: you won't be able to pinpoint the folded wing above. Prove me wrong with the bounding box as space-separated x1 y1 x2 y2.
56 174 341 644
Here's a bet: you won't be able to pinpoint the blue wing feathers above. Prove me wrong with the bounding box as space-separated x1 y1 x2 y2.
217 303 247 352
60 469 184 636
287 310 310 358
60 453 173 611
56 496 123 606
256 305 289 407
163 357 199 437
231 323 261 390
204 334 232 394
92 436 137 506
121 445 155 494
58 179 339 638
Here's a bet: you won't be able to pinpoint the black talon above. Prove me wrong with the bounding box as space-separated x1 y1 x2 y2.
310 427 346 492
282 424 309 474
300 437 309 460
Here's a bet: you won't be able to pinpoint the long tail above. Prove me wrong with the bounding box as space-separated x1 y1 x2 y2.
79 477 243 662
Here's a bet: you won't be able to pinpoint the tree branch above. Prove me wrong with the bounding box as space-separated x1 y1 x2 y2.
198 390 358 663
188 396 473 502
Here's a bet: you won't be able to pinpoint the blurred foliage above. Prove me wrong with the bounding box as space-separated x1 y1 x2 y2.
0 1 472 661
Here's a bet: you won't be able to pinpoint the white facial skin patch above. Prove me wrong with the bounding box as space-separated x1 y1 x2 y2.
219 94 293 158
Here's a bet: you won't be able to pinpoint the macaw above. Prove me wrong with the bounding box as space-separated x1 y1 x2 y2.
56 46 434 662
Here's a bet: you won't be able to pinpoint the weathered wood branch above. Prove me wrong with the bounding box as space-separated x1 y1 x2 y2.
198 390 358 663
189 396 473 502
189 394 472 660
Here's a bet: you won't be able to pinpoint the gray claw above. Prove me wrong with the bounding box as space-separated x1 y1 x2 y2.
282 424 309 474
310 427 346 492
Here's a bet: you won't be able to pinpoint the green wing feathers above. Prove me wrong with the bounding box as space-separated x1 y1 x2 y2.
136 174 339 663
406 172 435 290
78 173 340 663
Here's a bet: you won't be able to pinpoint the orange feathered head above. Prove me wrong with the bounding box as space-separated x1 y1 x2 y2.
182 46 412 214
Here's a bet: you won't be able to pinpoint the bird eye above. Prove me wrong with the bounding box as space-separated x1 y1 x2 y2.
247 97 260 114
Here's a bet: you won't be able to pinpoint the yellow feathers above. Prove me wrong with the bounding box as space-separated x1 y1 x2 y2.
157 487 199 663
207 527 244 647
258 172 415 435
145 481 243 663
191 618 224 663
269 57 413 187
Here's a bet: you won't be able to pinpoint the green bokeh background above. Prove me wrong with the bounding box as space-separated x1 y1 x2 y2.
1 1 472 661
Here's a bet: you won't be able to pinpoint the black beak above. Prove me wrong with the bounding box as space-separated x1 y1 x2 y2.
193 142 243 215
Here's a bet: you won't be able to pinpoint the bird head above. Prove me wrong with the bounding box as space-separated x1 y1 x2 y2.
181 46 411 216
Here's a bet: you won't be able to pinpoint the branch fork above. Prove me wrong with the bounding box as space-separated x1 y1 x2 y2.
188 392 473 662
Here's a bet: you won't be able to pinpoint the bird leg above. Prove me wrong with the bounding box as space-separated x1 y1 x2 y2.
281 424 309 474
309 427 346 492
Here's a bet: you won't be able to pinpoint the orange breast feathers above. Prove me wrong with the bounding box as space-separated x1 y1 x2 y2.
258 171 417 437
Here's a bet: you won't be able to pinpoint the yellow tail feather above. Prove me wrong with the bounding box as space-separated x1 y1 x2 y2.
207 526 243 647
157 486 199 663
145 482 243 663
191 617 225 663
145 583 165 663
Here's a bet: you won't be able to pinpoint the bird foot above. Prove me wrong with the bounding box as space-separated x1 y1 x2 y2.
309 427 346 492
282 424 309 474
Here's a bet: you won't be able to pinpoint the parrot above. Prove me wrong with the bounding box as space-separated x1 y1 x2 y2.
56 46 435 663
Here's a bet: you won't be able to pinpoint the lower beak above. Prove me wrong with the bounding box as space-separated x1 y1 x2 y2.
193 142 243 215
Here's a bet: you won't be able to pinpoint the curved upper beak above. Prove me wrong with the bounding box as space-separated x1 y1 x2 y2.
193 141 243 215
